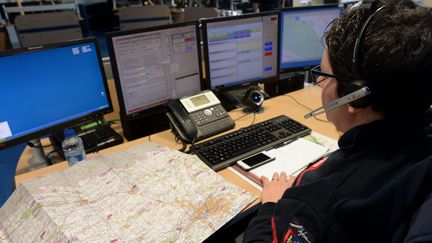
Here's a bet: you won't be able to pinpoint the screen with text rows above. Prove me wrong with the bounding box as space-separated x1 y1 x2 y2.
108 24 201 116
203 12 279 90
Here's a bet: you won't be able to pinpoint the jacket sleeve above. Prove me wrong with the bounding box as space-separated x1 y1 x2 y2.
243 202 276 243
243 198 338 243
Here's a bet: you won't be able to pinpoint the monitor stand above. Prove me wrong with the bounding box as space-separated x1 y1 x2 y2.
242 106 265 114
216 87 250 112
120 108 170 141
265 71 305 97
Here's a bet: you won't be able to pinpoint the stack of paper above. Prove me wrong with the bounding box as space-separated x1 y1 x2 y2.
231 131 338 188
251 138 329 179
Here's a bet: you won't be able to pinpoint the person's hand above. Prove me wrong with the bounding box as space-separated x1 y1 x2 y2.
261 172 295 204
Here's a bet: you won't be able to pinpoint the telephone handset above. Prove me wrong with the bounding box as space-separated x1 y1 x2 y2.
166 90 235 144
166 101 198 143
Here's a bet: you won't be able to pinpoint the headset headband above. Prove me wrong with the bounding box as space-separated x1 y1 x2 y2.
351 2 386 78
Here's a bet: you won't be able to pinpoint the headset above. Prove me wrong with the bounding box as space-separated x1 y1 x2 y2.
304 1 385 119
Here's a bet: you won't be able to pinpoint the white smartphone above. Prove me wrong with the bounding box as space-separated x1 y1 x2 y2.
237 152 275 171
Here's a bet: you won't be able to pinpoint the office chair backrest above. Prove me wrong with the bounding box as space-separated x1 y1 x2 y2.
14 12 82 48
117 5 171 31
183 7 218 22
0 143 26 207
403 190 432 242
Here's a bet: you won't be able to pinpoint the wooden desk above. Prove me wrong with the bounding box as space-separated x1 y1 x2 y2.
15 86 339 199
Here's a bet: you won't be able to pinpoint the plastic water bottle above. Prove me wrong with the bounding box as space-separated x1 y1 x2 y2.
62 128 86 166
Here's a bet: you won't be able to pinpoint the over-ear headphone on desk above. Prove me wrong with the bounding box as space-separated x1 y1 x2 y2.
304 2 385 119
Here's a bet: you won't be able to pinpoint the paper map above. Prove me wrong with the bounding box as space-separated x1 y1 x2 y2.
0 142 256 242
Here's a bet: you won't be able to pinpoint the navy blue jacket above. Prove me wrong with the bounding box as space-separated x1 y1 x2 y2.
244 116 432 243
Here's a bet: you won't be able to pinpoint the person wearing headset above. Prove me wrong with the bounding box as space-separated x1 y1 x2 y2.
243 0 432 242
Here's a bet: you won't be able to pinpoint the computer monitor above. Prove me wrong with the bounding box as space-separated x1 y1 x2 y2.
106 22 202 140
0 38 113 149
201 11 280 91
280 5 342 71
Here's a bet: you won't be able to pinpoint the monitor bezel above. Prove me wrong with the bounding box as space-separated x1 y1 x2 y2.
200 11 281 92
106 21 203 122
279 4 342 72
0 38 113 150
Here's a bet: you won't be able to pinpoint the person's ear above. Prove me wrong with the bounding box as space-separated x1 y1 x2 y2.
347 105 363 114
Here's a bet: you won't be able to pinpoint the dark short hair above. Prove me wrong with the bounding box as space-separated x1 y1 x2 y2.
324 0 432 119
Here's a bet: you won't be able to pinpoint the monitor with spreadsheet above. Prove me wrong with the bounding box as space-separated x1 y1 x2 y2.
280 5 342 71
201 11 280 91
0 38 113 149
106 22 202 140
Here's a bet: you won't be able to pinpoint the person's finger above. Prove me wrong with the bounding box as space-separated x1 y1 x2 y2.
286 176 296 186
280 172 287 181
261 176 270 185
272 172 279 180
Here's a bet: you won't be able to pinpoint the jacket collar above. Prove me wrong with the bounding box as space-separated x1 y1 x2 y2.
338 118 430 152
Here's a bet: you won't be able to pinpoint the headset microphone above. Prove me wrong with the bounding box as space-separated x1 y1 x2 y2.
304 86 370 119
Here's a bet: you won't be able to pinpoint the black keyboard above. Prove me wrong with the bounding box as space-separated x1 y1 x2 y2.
191 115 311 171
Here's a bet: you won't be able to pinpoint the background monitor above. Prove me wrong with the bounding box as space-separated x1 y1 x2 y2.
0 38 113 149
341 0 360 10
201 11 280 91
106 22 202 140
280 5 342 71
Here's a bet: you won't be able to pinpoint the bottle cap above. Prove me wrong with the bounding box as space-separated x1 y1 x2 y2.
63 128 76 138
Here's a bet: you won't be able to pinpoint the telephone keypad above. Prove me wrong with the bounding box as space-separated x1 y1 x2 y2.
190 105 227 126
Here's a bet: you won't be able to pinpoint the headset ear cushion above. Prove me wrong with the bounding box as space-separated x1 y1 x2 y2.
343 80 372 108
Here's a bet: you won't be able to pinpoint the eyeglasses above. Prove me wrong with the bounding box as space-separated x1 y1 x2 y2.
310 65 343 86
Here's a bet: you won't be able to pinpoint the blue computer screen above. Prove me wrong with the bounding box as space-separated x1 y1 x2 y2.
280 6 342 70
0 41 110 143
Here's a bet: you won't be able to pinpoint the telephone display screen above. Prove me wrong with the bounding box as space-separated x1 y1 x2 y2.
190 95 210 107
243 153 272 166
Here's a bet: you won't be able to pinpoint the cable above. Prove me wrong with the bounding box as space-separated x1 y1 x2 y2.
174 135 182 144
250 112 256 126
45 150 58 165
184 137 196 154
172 130 187 152
178 140 187 152
283 93 313 110
27 141 51 149
234 113 251 121
106 118 121 125
283 94 330 123
46 150 57 157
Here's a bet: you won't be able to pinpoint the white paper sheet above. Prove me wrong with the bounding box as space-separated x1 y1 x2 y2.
250 138 329 179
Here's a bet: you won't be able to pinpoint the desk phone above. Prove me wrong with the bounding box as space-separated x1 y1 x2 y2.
166 90 235 143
